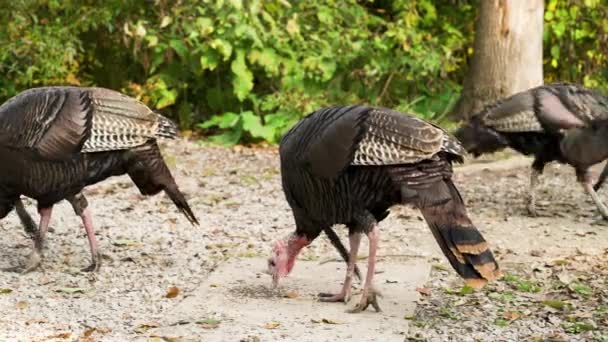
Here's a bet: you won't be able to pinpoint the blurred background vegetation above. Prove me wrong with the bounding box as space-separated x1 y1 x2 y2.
1 0 607 144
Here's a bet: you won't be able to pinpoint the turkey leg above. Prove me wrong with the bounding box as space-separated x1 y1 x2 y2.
578 169 608 220
526 168 541 216
526 156 549 217
67 194 102 272
348 225 381 313
594 162 608 191
15 199 38 237
319 232 361 303
23 207 53 273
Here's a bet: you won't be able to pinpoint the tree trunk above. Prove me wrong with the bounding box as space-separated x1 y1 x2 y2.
451 0 544 120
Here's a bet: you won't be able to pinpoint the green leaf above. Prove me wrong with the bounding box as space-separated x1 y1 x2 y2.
494 319 509 327
248 48 280 74
169 39 188 58
542 299 566 310
198 112 240 129
0 288 13 294
241 111 276 141
459 285 475 295
550 45 560 59
569 282 592 296
196 318 221 329
211 39 233 60
231 50 254 101
200 51 220 71
155 89 177 109
146 35 158 47
208 129 243 145
112 239 139 247
197 17 214 36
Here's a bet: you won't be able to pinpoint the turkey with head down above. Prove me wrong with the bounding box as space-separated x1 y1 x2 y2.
455 82 608 219
0 87 198 272
268 105 500 313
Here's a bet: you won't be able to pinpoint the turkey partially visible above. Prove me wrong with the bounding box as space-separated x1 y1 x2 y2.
0 86 198 272
455 82 608 219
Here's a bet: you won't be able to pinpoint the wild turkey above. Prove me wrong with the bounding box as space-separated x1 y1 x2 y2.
0 86 198 272
455 82 608 219
267 105 500 313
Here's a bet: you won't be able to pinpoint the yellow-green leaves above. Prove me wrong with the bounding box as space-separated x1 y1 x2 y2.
231 50 254 101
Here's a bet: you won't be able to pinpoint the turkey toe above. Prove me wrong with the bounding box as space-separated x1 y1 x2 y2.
22 250 43 274
81 251 102 272
347 290 381 313
318 289 352 303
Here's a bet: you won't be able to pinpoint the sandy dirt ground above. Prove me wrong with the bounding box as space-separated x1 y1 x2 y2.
0 140 607 341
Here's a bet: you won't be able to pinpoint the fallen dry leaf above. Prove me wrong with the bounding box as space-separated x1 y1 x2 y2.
209 283 220 288
56 287 86 294
149 335 181 342
0 288 12 294
45 332 71 339
264 321 281 329
25 318 48 325
502 311 520 322
82 328 95 339
416 287 432 296
15 301 28 309
166 286 180 299
196 319 220 329
39 276 54 285
311 318 342 324
285 290 299 298
112 239 139 247
134 322 160 333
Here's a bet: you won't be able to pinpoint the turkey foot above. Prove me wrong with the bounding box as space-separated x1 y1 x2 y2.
318 287 352 303
20 207 53 273
579 170 608 220
319 232 361 304
68 196 103 272
22 250 42 273
81 251 102 272
348 288 381 313
347 224 381 314
525 198 538 217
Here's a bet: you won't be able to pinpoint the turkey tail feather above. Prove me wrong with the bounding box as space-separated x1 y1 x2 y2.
127 143 198 225
164 184 199 225
417 179 500 287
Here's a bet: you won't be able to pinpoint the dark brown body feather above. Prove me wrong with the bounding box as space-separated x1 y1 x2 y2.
0 86 197 224
280 106 500 286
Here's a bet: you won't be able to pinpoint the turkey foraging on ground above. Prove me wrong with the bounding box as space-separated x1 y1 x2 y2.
455 82 608 219
0 87 198 272
268 105 500 313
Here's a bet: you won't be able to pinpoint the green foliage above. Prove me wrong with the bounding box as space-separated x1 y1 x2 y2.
1 1 608 144
543 0 608 87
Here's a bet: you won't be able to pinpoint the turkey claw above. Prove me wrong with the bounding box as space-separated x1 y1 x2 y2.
318 290 351 303
81 252 102 272
526 202 538 217
22 250 42 274
347 291 381 313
